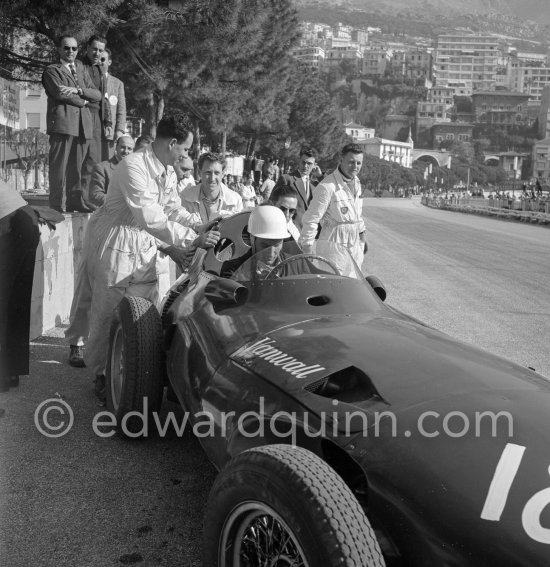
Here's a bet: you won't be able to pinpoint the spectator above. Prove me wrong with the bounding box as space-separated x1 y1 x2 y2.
0 182 40 390
240 174 257 209
83 113 220 402
259 169 276 202
253 153 264 185
180 152 243 221
268 185 300 241
134 134 153 151
89 134 134 208
42 34 101 213
272 159 280 182
273 145 317 230
101 48 127 160
78 35 112 209
299 143 366 272
174 156 196 197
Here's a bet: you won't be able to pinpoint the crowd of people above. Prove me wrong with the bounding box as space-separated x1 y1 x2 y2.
1 33 370 400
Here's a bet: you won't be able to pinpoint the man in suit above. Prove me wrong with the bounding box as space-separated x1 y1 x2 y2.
102 48 127 160
42 35 102 213
272 145 317 230
78 35 112 210
89 134 134 207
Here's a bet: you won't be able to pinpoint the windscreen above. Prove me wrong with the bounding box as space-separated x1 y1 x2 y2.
230 241 364 282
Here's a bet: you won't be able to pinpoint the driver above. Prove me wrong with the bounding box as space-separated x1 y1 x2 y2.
220 205 290 278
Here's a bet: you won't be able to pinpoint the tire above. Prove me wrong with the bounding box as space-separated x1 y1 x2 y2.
106 295 164 438
203 444 385 567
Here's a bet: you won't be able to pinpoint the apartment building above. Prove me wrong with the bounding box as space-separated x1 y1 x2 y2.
363 47 392 77
538 85 550 139
505 54 550 104
291 46 326 71
325 46 363 72
433 34 500 95
471 91 531 127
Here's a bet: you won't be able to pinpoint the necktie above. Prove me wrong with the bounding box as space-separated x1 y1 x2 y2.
69 64 80 88
304 177 310 201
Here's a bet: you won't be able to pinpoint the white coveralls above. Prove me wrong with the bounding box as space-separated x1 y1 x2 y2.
299 168 365 275
84 146 201 376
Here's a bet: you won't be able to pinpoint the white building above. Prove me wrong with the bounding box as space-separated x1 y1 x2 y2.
344 122 375 142
360 135 414 168
433 34 500 95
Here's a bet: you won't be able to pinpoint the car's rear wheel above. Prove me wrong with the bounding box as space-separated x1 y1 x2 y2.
106 295 164 437
203 444 385 567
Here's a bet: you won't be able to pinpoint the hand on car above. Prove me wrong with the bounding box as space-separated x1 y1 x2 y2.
163 246 196 269
195 229 220 249
197 217 223 233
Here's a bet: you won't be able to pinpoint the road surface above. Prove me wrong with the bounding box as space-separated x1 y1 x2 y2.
1 197 548 566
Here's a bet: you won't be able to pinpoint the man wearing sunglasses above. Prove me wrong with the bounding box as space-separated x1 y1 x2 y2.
272 145 317 230
42 35 102 213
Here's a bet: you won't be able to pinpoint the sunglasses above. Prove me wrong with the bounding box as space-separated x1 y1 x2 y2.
278 206 296 216
63 46 78 51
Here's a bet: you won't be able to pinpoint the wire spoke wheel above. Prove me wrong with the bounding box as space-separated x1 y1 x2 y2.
222 502 308 567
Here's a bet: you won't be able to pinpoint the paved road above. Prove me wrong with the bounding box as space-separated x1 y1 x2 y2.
0 198 548 567
363 197 550 378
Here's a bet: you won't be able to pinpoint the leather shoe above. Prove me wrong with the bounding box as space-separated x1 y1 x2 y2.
69 345 86 368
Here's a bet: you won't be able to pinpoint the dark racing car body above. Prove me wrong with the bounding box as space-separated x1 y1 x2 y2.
110 212 550 566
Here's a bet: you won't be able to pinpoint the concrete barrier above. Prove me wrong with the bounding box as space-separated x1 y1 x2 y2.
30 213 90 339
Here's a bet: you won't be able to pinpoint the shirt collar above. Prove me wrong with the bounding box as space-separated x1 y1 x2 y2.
338 166 354 182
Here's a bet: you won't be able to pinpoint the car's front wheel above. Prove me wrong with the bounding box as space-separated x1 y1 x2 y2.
203 444 385 566
106 295 164 437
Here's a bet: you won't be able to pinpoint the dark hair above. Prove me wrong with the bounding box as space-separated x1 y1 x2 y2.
341 143 363 156
57 35 77 47
134 135 154 151
87 34 107 47
198 151 225 171
156 113 193 143
269 185 299 203
299 145 316 159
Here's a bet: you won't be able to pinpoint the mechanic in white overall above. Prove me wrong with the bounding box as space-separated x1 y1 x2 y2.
299 143 366 274
84 114 219 402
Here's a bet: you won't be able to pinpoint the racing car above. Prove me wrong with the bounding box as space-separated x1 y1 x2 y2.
106 211 550 566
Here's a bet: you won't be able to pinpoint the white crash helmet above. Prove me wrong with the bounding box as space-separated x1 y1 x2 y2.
248 205 290 239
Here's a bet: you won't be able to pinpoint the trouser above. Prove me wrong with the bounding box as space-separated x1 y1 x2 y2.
80 109 103 209
0 205 40 379
64 255 92 347
84 280 158 376
64 214 99 347
48 133 91 211
101 138 115 161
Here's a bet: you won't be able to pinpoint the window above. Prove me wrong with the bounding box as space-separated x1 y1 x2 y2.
26 85 41 98
26 113 40 128
446 133 454 140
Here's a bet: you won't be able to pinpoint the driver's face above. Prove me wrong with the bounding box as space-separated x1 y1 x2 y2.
252 237 283 265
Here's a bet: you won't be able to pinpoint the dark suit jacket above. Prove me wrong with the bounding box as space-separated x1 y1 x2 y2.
42 62 101 138
90 155 120 207
273 169 311 230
